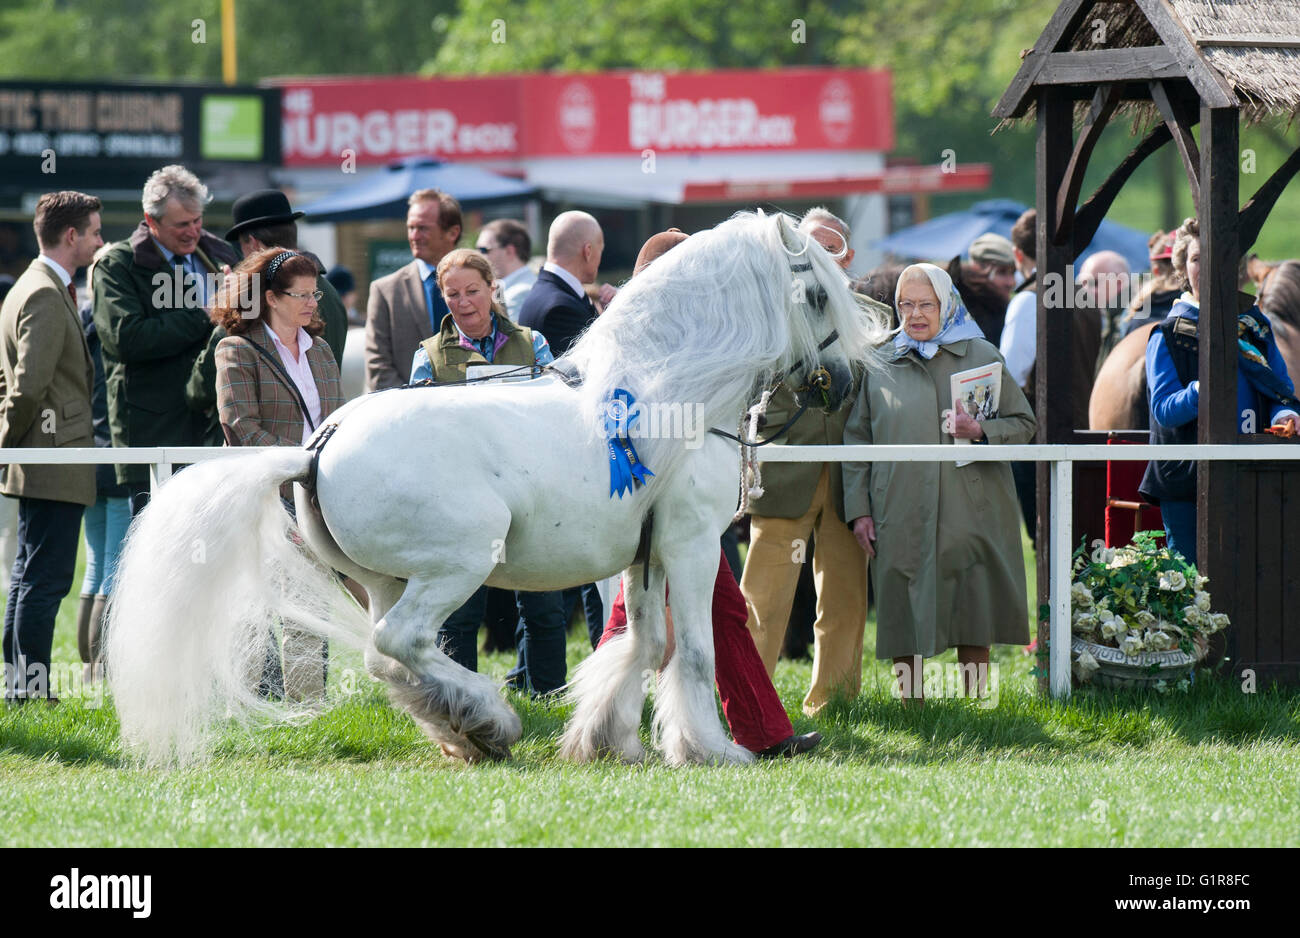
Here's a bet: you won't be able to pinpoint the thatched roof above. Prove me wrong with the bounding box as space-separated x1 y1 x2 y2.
996 0 1300 125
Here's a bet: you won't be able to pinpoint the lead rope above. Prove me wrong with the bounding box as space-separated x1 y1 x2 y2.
734 387 774 522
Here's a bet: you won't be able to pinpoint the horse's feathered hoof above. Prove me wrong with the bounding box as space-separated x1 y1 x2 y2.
464 731 512 762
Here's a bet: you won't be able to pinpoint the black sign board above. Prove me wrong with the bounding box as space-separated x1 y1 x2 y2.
0 80 281 191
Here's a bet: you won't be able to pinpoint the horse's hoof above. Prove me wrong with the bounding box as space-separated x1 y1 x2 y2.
465 730 511 762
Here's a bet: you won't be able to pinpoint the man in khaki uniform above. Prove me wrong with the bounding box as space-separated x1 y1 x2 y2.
0 191 102 701
742 208 880 715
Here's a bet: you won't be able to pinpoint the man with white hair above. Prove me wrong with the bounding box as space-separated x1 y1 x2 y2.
93 164 238 514
739 206 879 716
799 206 855 273
518 210 613 357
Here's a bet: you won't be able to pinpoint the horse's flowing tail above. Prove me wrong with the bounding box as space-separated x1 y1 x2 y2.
105 448 372 766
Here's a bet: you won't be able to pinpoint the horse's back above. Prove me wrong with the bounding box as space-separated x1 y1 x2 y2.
1090 322 1157 430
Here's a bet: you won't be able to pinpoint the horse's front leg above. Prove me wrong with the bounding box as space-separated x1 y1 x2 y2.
559 561 668 763
653 535 754 766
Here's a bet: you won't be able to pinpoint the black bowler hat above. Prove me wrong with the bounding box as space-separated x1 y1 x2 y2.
225 189 305 242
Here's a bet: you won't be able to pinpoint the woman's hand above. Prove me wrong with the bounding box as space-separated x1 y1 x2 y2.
852 516 876 557
949 410 986 440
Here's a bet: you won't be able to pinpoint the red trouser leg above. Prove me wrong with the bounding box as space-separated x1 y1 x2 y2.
598 549 793 752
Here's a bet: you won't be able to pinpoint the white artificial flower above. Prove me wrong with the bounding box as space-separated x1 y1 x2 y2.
1195 590 1211 612
1135 610 1157 628
1194 574 1209 591
1073 648 1100 682
1071 582 1094 609
1183 606 1203 628
1119 632 1145 657
1100 617 1122 640
1108 550 1139 569
1150 630 1175 651
1210 612 1231 632
1072 612 1099 634
1158 570 1188 591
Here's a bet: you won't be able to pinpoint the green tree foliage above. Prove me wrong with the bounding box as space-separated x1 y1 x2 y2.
0 0 455 83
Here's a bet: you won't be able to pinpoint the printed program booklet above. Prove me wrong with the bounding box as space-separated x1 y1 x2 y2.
949 361 1002 467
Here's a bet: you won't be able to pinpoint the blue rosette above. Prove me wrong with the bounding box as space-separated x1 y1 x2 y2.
603 388 655 498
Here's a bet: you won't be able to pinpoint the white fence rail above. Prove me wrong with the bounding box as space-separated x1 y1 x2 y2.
4 442 1299 701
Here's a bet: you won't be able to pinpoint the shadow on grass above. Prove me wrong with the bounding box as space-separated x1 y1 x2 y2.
0 699 123 767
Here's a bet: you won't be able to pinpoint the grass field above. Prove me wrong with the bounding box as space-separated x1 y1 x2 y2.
2 534 1299 848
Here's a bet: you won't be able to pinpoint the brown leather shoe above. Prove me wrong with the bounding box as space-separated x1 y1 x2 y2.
757 731 822 759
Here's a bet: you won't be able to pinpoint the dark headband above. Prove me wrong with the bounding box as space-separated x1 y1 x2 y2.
265 250 300 285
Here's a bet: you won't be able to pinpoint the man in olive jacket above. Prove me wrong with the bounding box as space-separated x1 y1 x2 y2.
0 191 102 700
93 165 238 511
741 208 879 716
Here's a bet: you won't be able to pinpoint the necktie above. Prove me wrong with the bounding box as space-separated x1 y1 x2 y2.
67 282 77 306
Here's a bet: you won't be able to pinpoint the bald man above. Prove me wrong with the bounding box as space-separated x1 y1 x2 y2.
799 207 855 273
1078 250 1131 370
518 211 609 357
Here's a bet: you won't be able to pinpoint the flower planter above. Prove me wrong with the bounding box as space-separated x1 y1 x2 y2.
1071 636 1202 689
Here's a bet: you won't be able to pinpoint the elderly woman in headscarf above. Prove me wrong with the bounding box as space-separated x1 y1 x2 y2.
841 263 1036 701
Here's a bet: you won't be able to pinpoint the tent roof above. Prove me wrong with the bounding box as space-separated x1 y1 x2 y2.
300 158 537 222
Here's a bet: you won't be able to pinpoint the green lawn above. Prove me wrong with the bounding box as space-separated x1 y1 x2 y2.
2 532 1298 847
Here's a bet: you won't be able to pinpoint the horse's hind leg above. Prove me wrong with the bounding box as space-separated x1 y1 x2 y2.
559 563 667 763
374 572 523 762
654 537 753 766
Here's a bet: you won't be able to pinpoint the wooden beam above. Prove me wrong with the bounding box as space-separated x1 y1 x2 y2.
1036 48 1184 84
1135 0 1238 108
1072 120 1181 259
1150 80 1202 205
1054 85 1122 244
993 0 1100 119
1035 86 1076 695
1239 143 1300 255
1198 106 1240 649
1196 36 1300 49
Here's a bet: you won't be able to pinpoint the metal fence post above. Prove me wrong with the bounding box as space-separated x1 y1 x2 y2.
149 461 173 493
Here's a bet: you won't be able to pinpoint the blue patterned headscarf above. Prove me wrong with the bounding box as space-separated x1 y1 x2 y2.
892 263 985 359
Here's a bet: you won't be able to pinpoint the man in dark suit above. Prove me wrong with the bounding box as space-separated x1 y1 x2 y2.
364 189 462 390
0 191 102 700
518 211 615 652
93 165 239 514
518 211 613 358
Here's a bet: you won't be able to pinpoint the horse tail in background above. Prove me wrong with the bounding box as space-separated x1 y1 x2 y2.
104 448 371 766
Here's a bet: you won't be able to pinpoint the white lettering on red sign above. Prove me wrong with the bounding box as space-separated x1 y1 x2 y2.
558 82 597 153
818 78 854 145
284 108 517 160
628 98 795 149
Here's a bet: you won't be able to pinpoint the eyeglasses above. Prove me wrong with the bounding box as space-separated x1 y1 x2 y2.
898 301 939 315
282 290 324 302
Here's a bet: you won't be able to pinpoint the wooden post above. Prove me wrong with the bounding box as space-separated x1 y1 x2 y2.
1035 87 1074 693
1198 105 1240 667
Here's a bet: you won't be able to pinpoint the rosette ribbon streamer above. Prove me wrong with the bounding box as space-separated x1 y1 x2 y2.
603 388 655 498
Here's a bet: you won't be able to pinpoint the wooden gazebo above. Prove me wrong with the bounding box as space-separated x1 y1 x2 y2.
994 0 1300 686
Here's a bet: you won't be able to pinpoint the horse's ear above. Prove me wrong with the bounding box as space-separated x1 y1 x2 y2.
776 214 802 252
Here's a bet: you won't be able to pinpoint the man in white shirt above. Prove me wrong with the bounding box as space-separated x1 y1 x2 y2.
477 219 536 320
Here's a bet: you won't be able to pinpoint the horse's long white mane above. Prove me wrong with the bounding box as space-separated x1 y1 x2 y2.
565 210 889 490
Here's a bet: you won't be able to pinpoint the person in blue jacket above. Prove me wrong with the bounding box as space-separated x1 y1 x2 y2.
1139 218 1299 566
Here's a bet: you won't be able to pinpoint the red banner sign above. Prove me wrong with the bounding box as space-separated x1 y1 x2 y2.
274 68 892 167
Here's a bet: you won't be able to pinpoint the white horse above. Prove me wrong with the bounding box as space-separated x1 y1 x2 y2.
104 211 889 766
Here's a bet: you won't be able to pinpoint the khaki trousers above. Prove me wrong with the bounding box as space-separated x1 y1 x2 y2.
742 465 868 715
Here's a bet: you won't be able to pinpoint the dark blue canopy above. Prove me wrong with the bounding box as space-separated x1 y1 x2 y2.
301 157 537 222
875 199 1152 272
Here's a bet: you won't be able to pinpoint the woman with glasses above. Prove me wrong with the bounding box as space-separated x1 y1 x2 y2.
208 247 344 701
841 263 1036 703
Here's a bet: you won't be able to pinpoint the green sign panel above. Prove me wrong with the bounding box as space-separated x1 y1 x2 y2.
200 95 263 160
